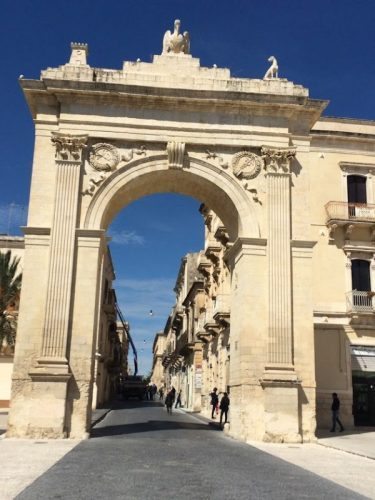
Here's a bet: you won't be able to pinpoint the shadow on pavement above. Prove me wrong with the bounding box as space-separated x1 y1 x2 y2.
110 400 163 409
316 426 375 439
91 419 222 438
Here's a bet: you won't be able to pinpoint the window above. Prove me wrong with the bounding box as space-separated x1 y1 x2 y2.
351 259 371 291
347 175 367 204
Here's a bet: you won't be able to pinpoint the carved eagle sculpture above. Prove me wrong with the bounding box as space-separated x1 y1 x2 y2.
162 19 190 55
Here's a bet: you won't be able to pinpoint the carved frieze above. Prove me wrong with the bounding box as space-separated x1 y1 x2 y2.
167 142 185 168
89 143 120 171
89 143 147 172
206 150 229 169
51 133 87 162
121 145 147 163
82 172 108 196
232 151 263 179
261 146 296 174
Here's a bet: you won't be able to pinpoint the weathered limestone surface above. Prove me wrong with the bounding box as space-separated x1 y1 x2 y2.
9 21 375 441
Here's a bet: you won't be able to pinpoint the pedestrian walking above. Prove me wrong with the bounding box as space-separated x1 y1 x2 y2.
165 389 174 414
219 392 230 426
330 392 344 432
171 386 176 404
159 387 164 400
175 390 182 408
210 387 219 419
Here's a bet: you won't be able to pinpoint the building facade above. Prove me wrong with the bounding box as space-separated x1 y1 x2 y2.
0 237 125 411
0 236 24 407
92 248 129 409
7 20 375 442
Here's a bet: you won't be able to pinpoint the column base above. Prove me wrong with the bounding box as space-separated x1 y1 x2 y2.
29 357 71 382
260 368 302 443
7 359 71 439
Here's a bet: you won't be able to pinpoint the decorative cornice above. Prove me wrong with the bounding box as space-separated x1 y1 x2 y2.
291 239 317 248
22 226 51 236
224 237 267 263
51 132 88 162
339 161 375 175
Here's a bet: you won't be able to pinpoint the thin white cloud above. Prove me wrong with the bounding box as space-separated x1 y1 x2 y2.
116 279 175 319
109 230 145 246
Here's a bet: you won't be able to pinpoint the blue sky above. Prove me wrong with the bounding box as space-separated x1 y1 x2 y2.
1 0 374 373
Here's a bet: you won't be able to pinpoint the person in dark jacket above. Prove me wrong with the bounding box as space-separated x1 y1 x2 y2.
330 392 344 432
210 387 219 419
219 392 230 426
175 390 182 408
165 390 174 414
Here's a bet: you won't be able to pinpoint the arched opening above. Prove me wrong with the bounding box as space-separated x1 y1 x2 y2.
85 155 253 421
84 155 259 240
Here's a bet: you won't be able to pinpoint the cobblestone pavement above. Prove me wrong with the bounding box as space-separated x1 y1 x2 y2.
9 401 373 500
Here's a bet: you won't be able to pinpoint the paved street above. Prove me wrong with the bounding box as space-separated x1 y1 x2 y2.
9 401 372 500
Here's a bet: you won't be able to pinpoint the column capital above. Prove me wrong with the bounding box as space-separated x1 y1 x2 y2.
261 146 296 174
51 132 88 162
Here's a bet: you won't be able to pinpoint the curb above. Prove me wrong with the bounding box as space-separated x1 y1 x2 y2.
91 408 112 428
317 441 375 461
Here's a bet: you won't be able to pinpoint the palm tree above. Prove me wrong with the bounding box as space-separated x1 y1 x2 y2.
0 251 22 351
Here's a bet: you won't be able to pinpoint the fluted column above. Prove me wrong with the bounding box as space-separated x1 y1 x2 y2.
39 133 87 363
262 147 296 368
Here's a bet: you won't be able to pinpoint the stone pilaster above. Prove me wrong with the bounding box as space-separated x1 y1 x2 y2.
262 146 296 369
261 147 301 443
35 133 87 370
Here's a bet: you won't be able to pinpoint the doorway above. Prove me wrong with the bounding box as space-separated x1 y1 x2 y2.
352 372 375 426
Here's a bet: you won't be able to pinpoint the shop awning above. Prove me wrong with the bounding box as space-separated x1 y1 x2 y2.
351 345 375 372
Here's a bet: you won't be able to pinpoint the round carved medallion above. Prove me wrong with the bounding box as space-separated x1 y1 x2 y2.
232 151 263 179
89 143 120 171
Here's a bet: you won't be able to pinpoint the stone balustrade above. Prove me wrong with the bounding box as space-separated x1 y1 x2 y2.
326 201 375 223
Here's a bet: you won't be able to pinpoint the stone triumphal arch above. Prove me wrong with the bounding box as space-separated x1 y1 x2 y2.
8 21 327 442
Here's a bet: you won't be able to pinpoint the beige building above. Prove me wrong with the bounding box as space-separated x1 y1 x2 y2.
0 236 125 410
92 249 129 409
6 20 375 442
151 332 167 390
0 236 24 407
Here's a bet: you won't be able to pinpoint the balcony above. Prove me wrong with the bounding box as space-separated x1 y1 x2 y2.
346 290 375 314
213 294 230 327
205 238 221 263
162 350 183 368
176 330 194 353
325 202 375 237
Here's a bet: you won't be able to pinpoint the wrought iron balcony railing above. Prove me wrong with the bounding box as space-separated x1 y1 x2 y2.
346 290 375 313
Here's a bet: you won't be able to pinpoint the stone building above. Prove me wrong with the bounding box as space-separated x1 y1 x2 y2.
92 249 129 409
151 332 167 390
160 253 205 410
7 20 375 441
0 236 125 410
0 236 24 407
151 209 231 415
